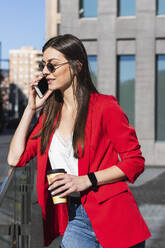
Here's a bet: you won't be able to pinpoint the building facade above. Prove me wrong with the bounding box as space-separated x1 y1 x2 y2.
46 0 165 166
46 0 61 39
9 46 42 98
9 47 42 120
0 69 10 121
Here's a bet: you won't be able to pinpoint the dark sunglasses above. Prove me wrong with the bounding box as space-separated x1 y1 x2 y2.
39 61 69 73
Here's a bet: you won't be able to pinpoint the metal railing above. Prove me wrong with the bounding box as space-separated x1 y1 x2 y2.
0 161 35 248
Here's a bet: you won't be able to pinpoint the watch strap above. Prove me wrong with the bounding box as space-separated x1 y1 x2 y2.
88 172 98 192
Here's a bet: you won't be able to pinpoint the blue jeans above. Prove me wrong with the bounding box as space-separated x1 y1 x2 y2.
60 202 145 248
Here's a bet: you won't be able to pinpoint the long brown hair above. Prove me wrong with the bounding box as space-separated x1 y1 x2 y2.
34 34 98 158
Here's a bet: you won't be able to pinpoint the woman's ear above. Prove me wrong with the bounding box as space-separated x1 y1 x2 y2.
76 60 83 72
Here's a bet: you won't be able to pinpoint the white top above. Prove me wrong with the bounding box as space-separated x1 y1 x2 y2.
48 129 78 176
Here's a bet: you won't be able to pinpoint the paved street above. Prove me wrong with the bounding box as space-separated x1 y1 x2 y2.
130 168 165 248
0 130 165 248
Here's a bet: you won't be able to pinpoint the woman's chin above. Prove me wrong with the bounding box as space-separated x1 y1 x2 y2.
48 85 58 91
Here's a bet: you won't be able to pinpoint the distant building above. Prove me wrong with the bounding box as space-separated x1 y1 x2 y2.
9 46 42 98
46 0 165 166
0 69 10 110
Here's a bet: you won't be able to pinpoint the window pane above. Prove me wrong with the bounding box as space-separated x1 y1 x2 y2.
57 0 60 13
117 55 135 126
88 55 97 87
57 24 60 35
156 55 165 141
157 0 165 15
118 0 136 16
79 0 97 18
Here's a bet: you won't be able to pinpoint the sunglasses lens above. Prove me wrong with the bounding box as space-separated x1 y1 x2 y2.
47 63 55 73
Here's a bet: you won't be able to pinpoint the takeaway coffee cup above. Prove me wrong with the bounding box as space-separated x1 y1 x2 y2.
47 169 67 204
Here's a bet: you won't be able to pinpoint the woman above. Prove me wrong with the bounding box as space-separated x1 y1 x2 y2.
8 34 151 248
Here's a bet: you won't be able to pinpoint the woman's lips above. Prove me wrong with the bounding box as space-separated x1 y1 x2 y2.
47 79 55 84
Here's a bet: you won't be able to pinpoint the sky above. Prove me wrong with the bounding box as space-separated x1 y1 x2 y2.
0 0 45 68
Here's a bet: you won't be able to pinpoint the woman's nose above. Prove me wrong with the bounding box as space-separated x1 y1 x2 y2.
42 64 50 75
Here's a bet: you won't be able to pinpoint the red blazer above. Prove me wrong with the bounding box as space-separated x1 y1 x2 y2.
16 93 151 247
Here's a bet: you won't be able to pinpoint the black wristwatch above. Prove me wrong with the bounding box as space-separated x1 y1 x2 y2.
88 172 98 192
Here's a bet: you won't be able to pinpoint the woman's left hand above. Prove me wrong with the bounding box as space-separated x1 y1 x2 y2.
48 173 91 198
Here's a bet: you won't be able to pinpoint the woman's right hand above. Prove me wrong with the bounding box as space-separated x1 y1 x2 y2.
27 76 53 111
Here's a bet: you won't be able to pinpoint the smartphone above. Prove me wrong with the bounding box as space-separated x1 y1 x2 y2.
34 77 48 98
